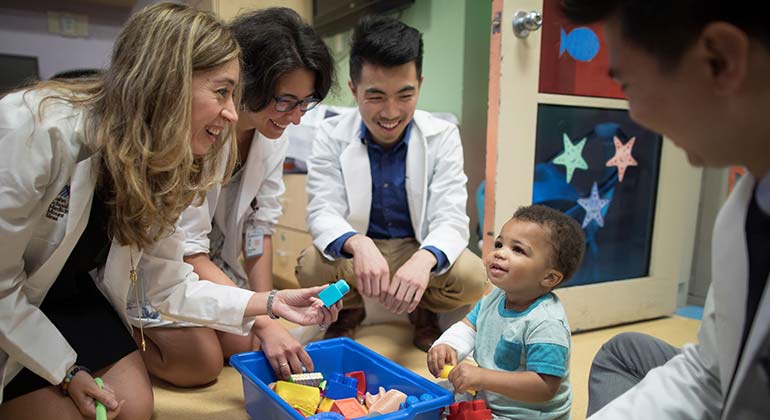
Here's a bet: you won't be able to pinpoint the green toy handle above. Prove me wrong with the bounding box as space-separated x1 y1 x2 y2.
94 377 107 420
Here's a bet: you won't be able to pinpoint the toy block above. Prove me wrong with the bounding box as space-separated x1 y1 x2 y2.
446 399 493 420
317 397 335 413
365 386 387 408
345 370 366 395
439 364 454 379
290 372 325 388
401 393 435 410
401 395 419 410
307 412 345 420
318 279 350 308
324 372 359 399
331 398 368 419
368 389 406 414
439 365 476 395
274 380 322 417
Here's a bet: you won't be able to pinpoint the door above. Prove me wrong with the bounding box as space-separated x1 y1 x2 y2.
483 0 702 331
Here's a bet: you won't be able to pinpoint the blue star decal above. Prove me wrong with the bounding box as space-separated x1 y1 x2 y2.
577 182 611 228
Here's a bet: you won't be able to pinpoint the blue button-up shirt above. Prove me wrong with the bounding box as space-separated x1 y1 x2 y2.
325 122 448 272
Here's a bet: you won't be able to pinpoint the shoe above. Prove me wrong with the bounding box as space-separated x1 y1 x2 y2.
409 307 441 352
324 307 366 339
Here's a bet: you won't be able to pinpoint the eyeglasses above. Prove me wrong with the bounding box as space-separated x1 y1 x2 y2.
274 95 321 113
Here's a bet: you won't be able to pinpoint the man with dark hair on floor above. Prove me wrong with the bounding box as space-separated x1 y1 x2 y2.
296 15 487 352
560 1 770 418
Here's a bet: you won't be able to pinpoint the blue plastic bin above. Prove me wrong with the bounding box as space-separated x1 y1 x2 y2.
230 338 452 419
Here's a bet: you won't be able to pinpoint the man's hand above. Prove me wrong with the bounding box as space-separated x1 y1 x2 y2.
384 249 436 314
343 234 390 298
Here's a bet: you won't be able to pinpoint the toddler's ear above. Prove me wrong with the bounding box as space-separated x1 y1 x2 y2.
541 270 564 289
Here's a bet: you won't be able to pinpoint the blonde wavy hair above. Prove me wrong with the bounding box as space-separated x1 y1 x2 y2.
35 2 239 248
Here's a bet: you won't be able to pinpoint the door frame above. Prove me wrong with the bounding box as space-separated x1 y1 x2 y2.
483 0 702 332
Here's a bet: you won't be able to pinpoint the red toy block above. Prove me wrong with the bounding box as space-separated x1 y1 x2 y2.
331 398 368 419
345 371 366 395
446 399 493 420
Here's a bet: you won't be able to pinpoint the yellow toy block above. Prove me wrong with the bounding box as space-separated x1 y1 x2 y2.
317 397 335 413
439 364 454 379
274 380 322 417
438 364 477 396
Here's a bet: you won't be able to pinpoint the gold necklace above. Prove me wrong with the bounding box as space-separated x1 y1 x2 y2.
129 248 146 351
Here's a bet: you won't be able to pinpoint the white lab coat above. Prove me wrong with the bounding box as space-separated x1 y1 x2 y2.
590 174 770 420
179 130 287 281
306 109 469 275
0 90 255 401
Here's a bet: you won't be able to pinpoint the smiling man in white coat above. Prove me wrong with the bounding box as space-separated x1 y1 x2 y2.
296 15 487 352
561 0 770 418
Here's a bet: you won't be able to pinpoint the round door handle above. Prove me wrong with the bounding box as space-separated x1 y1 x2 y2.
513 10 542 39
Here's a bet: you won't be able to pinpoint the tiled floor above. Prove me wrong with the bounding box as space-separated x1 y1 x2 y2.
152 315 700 420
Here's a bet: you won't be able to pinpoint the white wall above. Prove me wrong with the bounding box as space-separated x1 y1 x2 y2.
0 0 130 80
686 167 729 306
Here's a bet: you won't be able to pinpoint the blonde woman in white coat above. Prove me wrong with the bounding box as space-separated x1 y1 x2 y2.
0 4 338 420
138 8 337 385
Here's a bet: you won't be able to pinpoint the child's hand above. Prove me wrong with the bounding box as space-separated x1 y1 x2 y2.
427 343 457 378
448 363 482 394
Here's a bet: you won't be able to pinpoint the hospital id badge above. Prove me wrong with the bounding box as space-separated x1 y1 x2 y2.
244 223 264 258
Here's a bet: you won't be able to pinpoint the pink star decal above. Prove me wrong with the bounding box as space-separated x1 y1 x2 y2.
605 136 638 182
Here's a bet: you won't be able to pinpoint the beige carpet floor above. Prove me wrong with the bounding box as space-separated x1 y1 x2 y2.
151 315 700 420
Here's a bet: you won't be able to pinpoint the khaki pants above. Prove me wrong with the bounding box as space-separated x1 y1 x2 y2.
295 238 488 313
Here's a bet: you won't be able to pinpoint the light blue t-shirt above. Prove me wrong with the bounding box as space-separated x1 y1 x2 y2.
466 288 572 420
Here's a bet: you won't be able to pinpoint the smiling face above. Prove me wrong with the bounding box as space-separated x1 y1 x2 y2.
485 219 563 307
190 59 240 156
238 67 316 140
350 61 422 149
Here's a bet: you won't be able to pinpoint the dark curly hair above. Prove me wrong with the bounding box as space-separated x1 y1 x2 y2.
229 7 335 112
512 205 585 285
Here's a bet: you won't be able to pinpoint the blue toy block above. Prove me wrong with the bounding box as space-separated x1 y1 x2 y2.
318 280 350 308
401 393 436 410
401 395 420 410
324 371 358 399
307 412 345 420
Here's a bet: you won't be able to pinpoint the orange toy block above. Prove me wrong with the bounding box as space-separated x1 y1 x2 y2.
331 397 368 419
274 380 322 417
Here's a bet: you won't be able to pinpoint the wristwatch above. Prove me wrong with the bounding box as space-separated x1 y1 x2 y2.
267 289 279 320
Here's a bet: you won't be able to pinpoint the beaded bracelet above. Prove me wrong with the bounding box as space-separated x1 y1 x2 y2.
61 365 91 396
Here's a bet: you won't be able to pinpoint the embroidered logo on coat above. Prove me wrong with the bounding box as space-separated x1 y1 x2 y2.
46 185 70 221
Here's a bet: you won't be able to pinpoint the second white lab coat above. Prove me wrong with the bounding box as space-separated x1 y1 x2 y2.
306 109 470 275
179 130 288 281
590 174 770 420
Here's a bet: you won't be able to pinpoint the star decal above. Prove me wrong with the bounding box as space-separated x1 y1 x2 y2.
553 133 588 183
606 136 638 182
578 182 611 228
